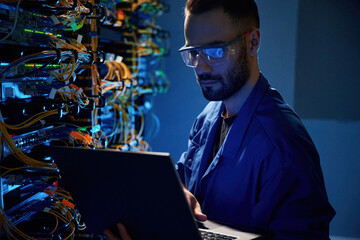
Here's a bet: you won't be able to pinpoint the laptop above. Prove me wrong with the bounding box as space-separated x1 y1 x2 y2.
51 146 264 240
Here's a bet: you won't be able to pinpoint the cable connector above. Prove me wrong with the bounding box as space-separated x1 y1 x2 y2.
62 199 75 209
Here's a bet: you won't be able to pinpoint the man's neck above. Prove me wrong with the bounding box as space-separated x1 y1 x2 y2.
222 71 260 118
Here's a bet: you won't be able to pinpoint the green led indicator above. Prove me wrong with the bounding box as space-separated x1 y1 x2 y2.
24 64 61 69
25 29 59 37
30 13 43 17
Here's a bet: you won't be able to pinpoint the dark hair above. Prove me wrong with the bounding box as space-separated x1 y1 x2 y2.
185 0 260 31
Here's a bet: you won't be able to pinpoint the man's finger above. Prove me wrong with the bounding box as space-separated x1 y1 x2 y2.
194 201 207 222
104 229 120 240
117 223 133 240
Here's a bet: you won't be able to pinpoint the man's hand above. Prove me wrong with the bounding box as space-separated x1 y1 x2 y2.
104 223 132 240
182 186 207 222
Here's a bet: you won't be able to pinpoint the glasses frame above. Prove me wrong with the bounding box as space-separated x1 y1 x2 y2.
178 30 252 67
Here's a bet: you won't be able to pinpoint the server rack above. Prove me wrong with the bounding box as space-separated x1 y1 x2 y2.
0 0 169 238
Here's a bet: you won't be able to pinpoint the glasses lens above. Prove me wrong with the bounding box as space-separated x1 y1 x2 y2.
180 50 194 67
179 46 228 67
203 47 225 60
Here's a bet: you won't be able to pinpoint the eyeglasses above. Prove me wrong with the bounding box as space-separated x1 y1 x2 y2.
178 30 252 68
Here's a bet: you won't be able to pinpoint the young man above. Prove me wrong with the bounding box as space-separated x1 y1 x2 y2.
106 0 335 239
175 0 335 239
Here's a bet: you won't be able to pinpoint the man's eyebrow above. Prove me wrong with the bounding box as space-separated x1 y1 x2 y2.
208 40 226 45
186 40 227 48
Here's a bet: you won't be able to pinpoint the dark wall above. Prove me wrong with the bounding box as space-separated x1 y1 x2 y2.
294 0 360 237
295 0 360 120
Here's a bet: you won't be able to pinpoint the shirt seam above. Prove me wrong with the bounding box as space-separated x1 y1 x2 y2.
252 114 292 187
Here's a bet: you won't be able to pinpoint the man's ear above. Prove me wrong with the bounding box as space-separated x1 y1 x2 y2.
248 29 260 56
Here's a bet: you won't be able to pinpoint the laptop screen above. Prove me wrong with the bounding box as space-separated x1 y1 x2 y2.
51 146 202 240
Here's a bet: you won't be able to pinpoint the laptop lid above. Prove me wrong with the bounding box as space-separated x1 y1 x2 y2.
51 146 203 240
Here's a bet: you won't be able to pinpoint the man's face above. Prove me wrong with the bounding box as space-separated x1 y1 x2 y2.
184 8 250 101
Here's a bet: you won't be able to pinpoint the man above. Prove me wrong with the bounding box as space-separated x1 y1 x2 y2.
106 0 335 239
175 0 335 239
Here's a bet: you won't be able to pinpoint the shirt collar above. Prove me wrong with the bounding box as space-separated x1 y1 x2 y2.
220 73 270 158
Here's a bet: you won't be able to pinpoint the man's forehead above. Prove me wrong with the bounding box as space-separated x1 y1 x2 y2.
184 8 238 46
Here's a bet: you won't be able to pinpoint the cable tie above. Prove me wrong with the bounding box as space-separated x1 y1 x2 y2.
46 75 55 84
49 88 57 99
76 88 83 95
43 207 52 213
77 34 83 44
56 42 64 49
67 16 77 31
106 53 115 62
51 69 60 77
40 120 46 126
61 73 69 81
71 72 76 81
115 55 123 63
70 22 78 32
65 80 69 85
64 86 71 92
50 15 60 24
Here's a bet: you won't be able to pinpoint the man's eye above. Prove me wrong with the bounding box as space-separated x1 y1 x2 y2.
189 49 199 57
203 48 224 59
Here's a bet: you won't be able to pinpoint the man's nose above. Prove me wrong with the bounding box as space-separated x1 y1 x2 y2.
194 53 213 74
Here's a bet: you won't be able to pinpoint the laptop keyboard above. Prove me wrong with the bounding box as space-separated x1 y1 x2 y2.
199 229 237 240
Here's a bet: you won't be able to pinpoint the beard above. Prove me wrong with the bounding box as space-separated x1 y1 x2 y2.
197 44 250 101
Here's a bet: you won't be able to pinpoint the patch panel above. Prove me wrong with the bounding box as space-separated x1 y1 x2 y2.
2 125 61 159
2 81 64 100
5 191 49 225
0 3 64 47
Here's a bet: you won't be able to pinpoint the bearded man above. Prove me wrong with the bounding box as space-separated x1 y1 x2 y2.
175 0 335 239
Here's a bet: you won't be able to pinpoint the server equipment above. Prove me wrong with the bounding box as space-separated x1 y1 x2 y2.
0 0 170 238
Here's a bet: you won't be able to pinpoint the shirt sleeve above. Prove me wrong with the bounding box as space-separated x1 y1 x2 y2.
175 117 199 185
251 166 335 239
176 151 187 184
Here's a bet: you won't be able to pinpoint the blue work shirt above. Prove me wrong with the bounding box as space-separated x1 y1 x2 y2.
176 74 335 239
